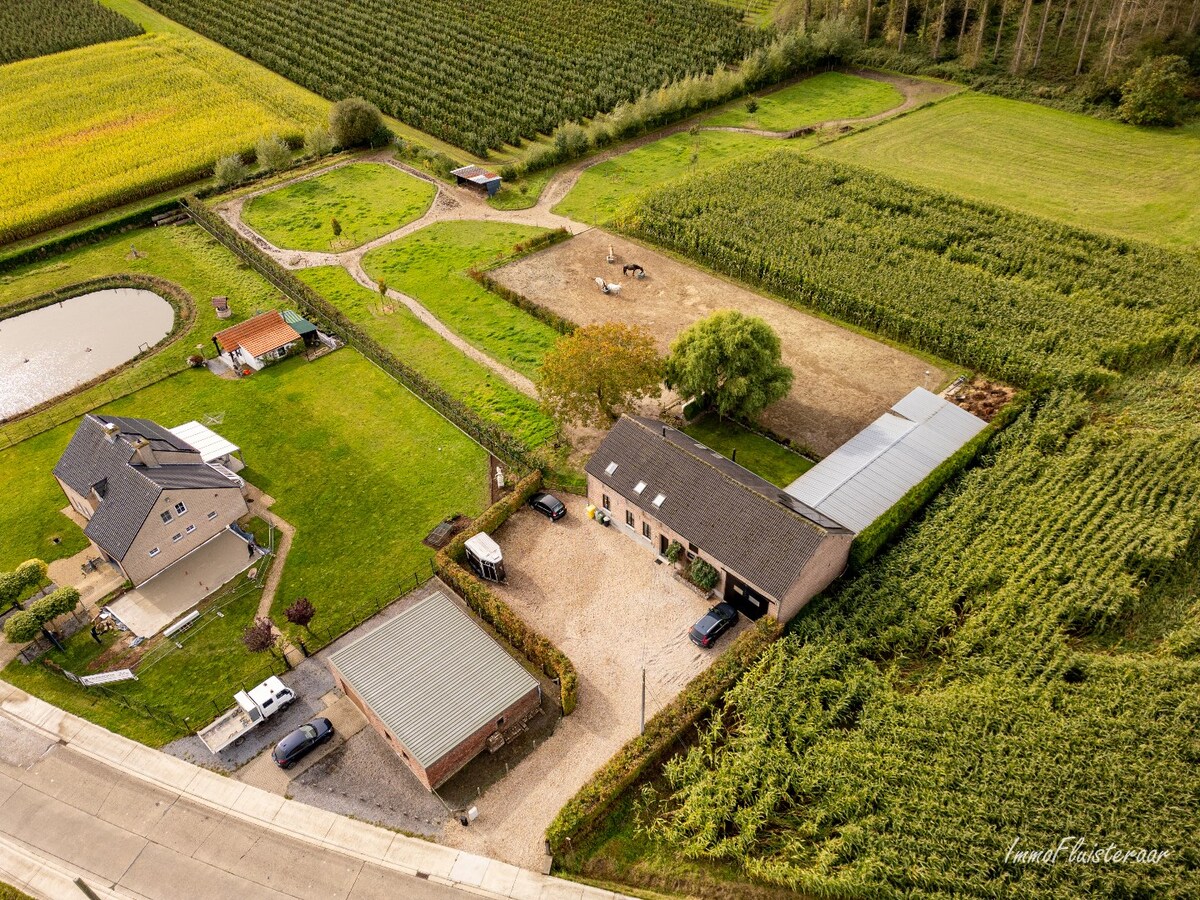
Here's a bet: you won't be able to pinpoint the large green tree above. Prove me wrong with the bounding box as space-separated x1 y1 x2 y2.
665 310 793 421
1119 56 1191 127
538 323 663 427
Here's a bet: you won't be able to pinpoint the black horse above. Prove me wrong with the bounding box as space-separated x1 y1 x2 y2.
622 263 645 278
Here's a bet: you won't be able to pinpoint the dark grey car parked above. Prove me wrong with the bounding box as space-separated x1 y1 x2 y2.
688 602 738 649
529 491 566 521
272 717 334 769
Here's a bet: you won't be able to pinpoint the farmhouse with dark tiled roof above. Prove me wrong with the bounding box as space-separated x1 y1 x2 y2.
585 416 854 623
53 414 248 586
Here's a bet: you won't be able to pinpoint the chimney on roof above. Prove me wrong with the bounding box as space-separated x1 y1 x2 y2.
129 436 159 468
662 425 667 438
101 421 120 442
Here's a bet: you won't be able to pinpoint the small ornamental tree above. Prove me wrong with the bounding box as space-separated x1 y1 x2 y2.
330 217 342 237
665 540 684 565
538 323 664 427
304 127 334 158
1119 56 1190 126
285 597 316 632
242 617 278 656
665 310 793 422
214 154 250 188
3 611 40 644
2 586 79 645
256 135 291 172
330 97 384 148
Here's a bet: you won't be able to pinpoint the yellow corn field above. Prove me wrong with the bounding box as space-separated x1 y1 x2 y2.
0 32 327 244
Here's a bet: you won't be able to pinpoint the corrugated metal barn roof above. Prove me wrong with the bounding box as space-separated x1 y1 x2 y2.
328 592 538 768
784 388 987 534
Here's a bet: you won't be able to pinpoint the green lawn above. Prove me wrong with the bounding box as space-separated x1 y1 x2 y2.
682 415 812 487
298 266 558 448
361 221 560 378
0 427 88 571
487 167 554 211
554 130 786 225
241 163 436 252
705 72 903 132
817 91 1200 250
0 224 287 453
0 350 488 743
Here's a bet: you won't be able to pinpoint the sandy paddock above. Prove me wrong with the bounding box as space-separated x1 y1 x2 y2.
492 229 945 456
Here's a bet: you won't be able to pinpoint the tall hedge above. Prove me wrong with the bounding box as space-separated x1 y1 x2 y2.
435 470 579 714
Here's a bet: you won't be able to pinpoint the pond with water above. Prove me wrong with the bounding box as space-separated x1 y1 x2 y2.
0 288 175 419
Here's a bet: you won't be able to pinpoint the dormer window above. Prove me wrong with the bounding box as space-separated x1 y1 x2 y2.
605 462 618 475
633 481 646 494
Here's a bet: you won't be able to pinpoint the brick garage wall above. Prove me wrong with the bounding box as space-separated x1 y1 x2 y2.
329 665 541 791
424 685 541 789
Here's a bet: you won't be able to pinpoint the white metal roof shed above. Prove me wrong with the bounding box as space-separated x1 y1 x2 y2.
168 421 239 464
784 388 987 534
327 591 538 768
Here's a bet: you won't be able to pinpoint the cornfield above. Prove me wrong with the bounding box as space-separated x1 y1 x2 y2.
0 0 141 65
624 151 1200 389
138 0 761 155
0 33 326 245
644 381 1200 897
621 152 1200 896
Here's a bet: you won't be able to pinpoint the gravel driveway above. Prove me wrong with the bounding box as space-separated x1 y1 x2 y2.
441 494 745 869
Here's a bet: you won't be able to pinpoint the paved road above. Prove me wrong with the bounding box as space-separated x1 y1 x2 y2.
0 715 462 900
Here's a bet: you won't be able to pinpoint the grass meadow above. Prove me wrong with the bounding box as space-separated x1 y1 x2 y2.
818 92 1200 250
297 266 558 448
241 163 436 252
705 71 903 131
362 221 561 378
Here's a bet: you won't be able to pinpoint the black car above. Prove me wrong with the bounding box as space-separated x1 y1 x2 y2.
529 491 566 521
272 717 335 769
688 602 738 649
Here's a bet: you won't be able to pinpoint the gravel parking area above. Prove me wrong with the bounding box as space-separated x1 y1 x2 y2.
491 229 944 456
442 494 745 869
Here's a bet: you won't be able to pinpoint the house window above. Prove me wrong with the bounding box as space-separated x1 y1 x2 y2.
652 494 666 508
497 716 506 727
625 510 634 527
633 481 647 495
601 494 610 511
172 532 183 543
642 522 651 540
148 547 160 558
185 524 196 534
604 462 618 475
174 502 187 515
687 542 698 562
207 510 218 520
160 511 172 524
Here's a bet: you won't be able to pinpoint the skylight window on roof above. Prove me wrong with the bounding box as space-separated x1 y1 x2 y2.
652 494 666 507
605 462 618 475
633 481 647 494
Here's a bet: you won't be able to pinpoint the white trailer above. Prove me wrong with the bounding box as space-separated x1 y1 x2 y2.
199 676 295 753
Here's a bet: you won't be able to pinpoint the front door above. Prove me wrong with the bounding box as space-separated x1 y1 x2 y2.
723 571 770 620
659 534 670 556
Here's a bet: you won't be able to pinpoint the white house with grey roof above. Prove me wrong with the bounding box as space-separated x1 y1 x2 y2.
586 416 855 623
783 388 987 534
327 591 541 790
53 414 249 587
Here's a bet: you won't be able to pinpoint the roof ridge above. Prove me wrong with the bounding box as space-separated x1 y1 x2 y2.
624 416 827 535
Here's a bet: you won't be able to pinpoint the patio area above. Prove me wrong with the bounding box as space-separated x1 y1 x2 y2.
107 529 263 637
